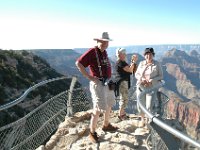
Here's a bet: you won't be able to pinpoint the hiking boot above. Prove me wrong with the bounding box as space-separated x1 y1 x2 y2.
102 123 118 132
89 132 99 143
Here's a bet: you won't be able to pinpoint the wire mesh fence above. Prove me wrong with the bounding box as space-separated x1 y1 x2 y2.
0 87 90 150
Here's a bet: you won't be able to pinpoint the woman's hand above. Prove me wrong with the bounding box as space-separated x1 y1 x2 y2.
141 80 152 87
131 54 138 63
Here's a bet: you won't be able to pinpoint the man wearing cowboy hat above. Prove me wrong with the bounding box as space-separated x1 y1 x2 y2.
76 32 118 143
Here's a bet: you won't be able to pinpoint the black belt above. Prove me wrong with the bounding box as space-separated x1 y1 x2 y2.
99 78 104 81
139 87 143 92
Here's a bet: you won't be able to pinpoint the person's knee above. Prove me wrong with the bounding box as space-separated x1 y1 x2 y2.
92 110 101 116
124 99 128 104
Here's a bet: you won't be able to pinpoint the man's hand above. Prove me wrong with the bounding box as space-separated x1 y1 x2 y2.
88 76 99 84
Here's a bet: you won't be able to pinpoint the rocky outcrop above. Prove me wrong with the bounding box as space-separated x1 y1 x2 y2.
36 110 150 150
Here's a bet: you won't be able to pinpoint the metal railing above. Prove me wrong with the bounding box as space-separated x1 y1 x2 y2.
137 80 200 149
0 76 90 150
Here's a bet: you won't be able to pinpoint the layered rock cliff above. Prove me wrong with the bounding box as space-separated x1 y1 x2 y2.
166 94 200 141
161 48 200 103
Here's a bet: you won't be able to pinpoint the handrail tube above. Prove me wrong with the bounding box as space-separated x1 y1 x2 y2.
153 117 200 148
0 76 68 111
137 81 200 148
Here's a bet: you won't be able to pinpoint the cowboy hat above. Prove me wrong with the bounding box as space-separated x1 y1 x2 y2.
93 32 112 41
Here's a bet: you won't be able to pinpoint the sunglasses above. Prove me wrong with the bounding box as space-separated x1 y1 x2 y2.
118 48 126 54
146 47 154 52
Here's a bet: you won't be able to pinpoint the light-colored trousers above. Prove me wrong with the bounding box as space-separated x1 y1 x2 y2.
136 86 157 115
119 80 129 110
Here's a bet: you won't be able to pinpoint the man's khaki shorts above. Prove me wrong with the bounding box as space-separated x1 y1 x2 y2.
90 80 115 111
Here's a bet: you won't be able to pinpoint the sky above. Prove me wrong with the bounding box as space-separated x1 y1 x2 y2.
0 0 200 49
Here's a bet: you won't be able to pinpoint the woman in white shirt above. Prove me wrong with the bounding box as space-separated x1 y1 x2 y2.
135 47 163 124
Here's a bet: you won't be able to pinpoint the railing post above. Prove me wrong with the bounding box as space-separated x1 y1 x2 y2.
67 76 77 117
